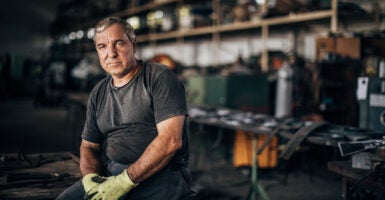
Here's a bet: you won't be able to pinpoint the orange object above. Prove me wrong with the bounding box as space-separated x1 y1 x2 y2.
233 130 278 168
149 54 176 70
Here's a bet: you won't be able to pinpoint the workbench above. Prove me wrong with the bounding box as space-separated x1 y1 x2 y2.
0 152 81 199
188 105 282 200
188 105 378 200
328 160 385 199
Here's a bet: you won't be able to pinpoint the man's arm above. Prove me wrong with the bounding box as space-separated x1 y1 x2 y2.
80 139 103 176
127 115 185 183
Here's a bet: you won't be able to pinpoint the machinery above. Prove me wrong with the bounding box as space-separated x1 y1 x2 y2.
334 137 385 199
357 77 385 131
338 138 385 173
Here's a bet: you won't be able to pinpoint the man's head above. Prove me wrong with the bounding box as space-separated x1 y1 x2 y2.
93 17 138 81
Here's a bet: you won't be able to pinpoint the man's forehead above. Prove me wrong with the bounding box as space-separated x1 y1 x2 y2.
95 24 128 40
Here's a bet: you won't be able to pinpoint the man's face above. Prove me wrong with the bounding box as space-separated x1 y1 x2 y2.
94 23 136 78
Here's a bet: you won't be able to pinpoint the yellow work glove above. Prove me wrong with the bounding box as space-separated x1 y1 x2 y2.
85 170 138 200
82 173 104 193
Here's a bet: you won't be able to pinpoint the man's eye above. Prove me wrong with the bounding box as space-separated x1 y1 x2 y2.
98 45 105 50
117 41 124 46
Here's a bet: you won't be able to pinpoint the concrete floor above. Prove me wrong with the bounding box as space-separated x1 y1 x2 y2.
0 99 344 200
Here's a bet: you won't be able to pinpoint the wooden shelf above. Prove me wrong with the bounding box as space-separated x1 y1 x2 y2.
136 9 335 43
113 0 179 18
53 0 338 69
263 10 334 26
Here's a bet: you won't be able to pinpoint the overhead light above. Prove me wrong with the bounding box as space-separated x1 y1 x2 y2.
63 35 71 44
76 30 84 39
69 32 77 40
87 28 95 39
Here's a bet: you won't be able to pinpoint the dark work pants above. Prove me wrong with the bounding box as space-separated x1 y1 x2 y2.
55 161 195 200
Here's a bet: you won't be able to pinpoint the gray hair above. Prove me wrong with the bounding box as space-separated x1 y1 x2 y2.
93 17 136 42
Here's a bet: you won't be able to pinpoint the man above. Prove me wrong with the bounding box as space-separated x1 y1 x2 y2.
56 17 194 200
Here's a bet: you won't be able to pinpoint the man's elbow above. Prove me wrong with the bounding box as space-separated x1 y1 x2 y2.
169 138 183 153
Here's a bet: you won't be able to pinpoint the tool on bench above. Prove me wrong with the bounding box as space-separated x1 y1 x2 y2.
338 138 385 157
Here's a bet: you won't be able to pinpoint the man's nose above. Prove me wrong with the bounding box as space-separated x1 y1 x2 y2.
107 45 117 57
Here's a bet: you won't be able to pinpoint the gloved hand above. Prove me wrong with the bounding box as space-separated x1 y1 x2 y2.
82 173 104 193
84 170 138 200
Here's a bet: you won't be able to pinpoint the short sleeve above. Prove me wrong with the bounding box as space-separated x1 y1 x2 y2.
81 91 105 144
151 69 187 124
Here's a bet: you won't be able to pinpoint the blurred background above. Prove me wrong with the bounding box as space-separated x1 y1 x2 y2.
1 0 385 199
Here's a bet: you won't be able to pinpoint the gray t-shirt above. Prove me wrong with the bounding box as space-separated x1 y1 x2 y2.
82 61 189 165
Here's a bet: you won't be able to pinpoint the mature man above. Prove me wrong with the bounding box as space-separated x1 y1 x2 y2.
56 17 193 200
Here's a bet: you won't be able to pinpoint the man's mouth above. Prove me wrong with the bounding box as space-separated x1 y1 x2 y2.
107 62 121 66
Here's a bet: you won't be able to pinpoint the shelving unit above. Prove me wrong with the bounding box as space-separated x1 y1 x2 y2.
140 1 334 70
136 9 337 43
53 0 338 69
127 0 338 70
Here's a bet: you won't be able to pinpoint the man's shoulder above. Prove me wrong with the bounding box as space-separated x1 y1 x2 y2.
94 75 110 88
142 61 175 82
143 61 170 74
89 76 110 97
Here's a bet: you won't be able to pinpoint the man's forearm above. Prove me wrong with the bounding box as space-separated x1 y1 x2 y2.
80 140 102 176
127 116 185 183
127 135 178 182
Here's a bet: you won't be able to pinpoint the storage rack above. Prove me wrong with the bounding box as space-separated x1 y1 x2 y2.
125 0 337 71
131 0 338 70
53 0 338 71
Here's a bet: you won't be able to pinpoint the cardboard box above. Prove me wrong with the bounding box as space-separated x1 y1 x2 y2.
316 37 336 60
316 37 361 60
336 38 361 59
